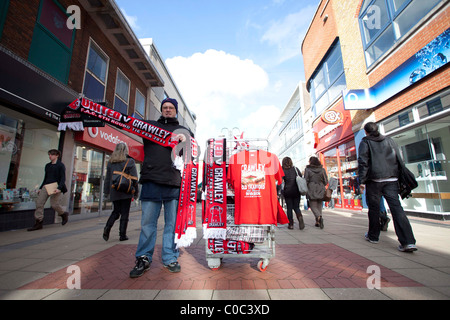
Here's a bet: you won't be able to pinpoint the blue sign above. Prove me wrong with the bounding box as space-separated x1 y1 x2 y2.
343 28 450 110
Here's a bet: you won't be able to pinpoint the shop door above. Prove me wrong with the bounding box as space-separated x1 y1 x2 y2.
70 146 104 215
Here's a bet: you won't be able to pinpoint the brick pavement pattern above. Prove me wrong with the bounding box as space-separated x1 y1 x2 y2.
20 243 422 291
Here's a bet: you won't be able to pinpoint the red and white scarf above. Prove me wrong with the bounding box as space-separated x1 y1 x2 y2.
203 138 227 240
174 137 199 248
60 98 198 247
207 239 254 254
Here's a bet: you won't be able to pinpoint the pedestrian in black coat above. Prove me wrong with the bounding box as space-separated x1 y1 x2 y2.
103 143 139 241
281 157 305 230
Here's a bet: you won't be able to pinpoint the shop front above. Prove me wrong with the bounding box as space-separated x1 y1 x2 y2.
313 101 362 210
71 125 144 218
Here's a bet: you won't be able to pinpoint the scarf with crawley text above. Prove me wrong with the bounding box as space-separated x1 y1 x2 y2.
203 138 227 240
60 98 198 247
174 137 199 248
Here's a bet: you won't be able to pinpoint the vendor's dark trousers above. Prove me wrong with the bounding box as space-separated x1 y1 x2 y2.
366 181 416 245
106 198 132 236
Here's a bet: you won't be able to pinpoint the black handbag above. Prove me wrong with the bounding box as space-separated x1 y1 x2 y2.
389 139 418 199
111 159 138 194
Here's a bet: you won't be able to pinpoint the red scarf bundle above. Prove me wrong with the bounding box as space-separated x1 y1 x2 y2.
61 98 199 247
174 137 199 248
203 138 227 240
207 239 254 254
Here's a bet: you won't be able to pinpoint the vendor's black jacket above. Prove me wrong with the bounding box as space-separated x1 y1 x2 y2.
357 134 402 184
140 116 193 187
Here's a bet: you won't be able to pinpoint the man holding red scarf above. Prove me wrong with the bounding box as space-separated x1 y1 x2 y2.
130 98 193 277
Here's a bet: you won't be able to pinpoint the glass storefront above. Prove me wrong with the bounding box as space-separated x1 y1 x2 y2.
389 115 450 214
0 106 60 212
69 144 142 216
323 140 362 210
70 145 105 215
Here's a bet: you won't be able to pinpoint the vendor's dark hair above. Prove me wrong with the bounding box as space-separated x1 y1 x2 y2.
364 122 380 137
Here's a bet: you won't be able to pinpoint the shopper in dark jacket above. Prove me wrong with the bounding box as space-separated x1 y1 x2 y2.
103 142 139 241
130 98 193 278
281 157 305 230
358 122 417 252
304 156 328 229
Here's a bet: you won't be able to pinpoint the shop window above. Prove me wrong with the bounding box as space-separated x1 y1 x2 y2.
83 42 109 101
391 116 450 214
70 146 104 215
0 107 60 212
359 0 440 67
28 0 75 83
114 69 130 115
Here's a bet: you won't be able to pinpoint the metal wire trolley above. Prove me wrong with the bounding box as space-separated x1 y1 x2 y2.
203 137 277 272
205 204 276 272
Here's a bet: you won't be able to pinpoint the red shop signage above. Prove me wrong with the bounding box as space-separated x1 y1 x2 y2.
313 101 353 151
74 125 144 162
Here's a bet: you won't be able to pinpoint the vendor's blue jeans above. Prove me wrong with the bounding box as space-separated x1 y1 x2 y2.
135 200 179 265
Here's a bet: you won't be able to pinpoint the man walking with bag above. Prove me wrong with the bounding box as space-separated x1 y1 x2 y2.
358 122 417 252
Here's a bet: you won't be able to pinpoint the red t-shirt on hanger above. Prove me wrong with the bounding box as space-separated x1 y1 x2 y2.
227 150 284 225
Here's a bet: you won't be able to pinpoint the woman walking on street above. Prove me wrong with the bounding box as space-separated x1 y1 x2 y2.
281 157 305 230
103 143 139 241
304 156 328 229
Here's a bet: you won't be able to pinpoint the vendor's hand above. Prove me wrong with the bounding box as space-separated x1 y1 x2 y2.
360 184 365 192
175 134 186 143
54 189 61 194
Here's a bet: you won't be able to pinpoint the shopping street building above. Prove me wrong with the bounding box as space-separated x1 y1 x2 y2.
271 0 449 219
0 0 195 231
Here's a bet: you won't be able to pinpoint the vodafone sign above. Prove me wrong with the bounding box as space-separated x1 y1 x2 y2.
74 126 144 162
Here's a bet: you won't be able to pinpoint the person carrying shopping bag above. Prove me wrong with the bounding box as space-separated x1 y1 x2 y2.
103 142 139 241
281 157 305 230
304 156 328 229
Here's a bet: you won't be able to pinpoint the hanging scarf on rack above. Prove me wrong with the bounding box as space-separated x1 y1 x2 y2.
203 138 227 240
60 97 198 247
207 239 254 254
174 137 199 248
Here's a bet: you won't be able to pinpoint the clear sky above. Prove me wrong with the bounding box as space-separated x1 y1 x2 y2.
115 0 320 148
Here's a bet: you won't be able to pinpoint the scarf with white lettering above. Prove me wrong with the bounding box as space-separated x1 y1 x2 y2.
60 98 199 247
174 137 199 248
62 98 178 148
203 138 227 240
207 239 254 254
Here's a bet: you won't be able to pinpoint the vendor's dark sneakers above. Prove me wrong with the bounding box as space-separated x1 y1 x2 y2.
164 261 181 273
380 217 390 231
398 244 417 252
129 256 150 278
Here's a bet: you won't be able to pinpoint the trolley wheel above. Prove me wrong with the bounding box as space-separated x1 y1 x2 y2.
207 258 222 270
257 259 269 272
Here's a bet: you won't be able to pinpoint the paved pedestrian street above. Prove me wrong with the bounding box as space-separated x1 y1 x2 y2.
1 207 449 301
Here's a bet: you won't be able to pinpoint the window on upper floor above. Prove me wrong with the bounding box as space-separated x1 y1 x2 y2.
82 41 109 101
309 40 347 118
114 69 130 115
134 89 146 120
359 0 441 67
